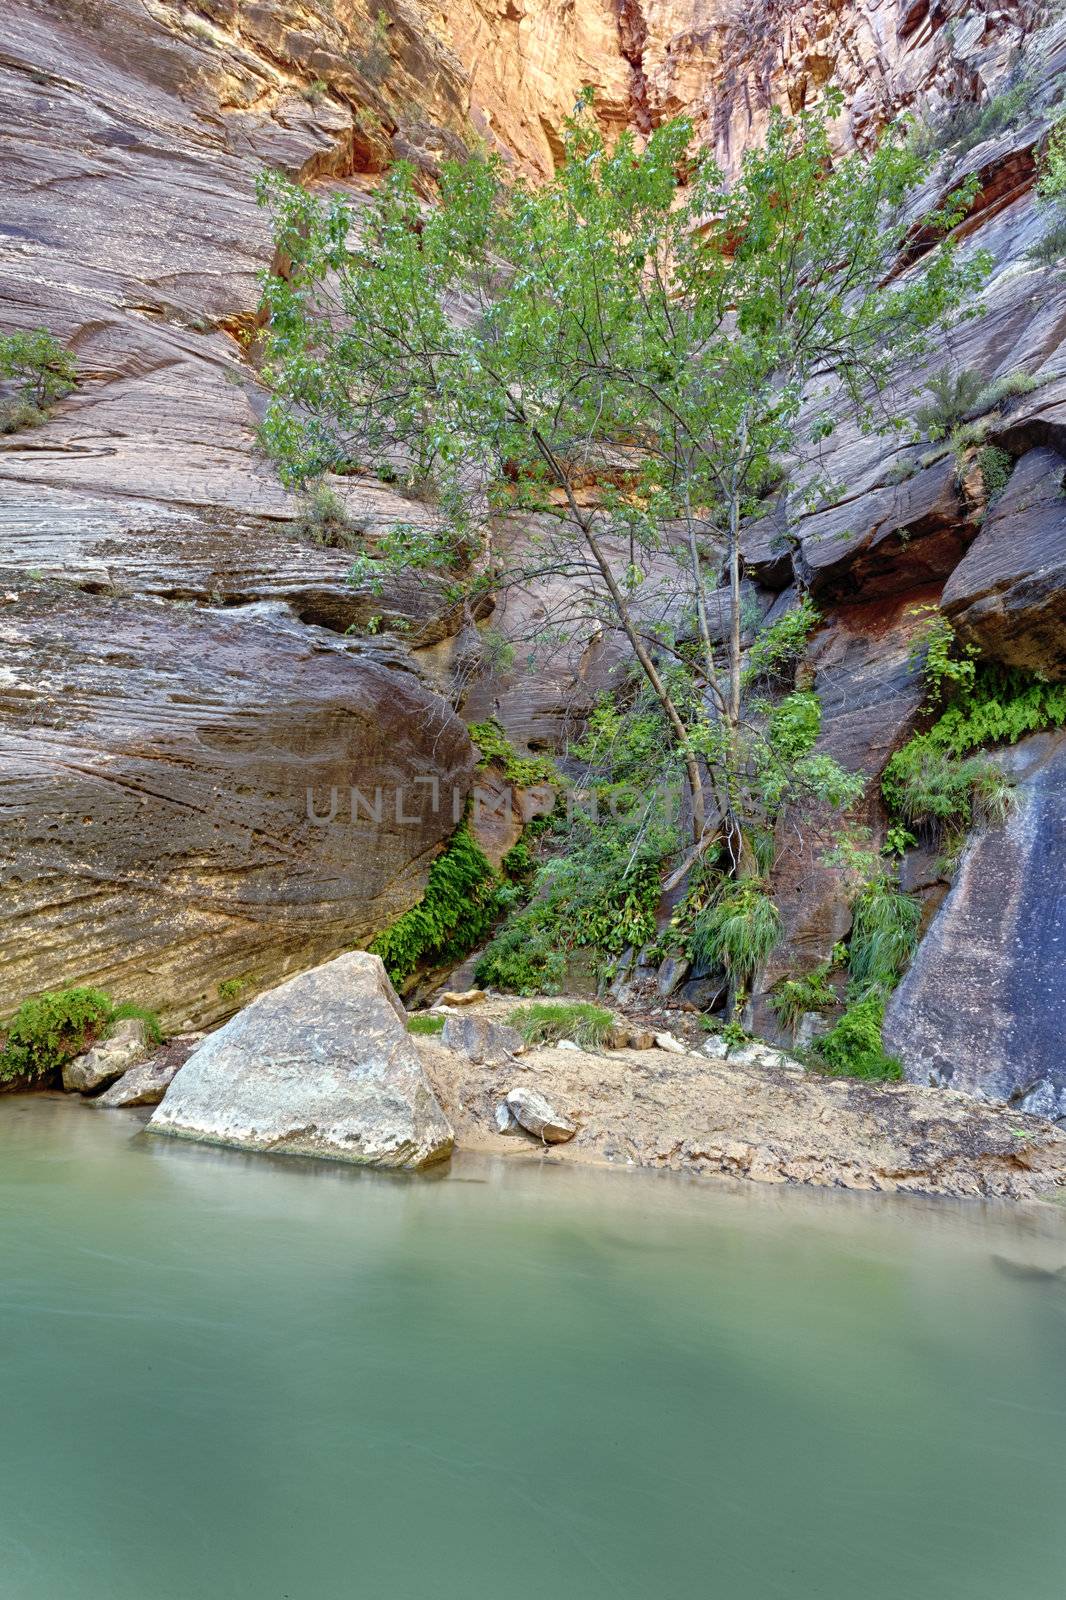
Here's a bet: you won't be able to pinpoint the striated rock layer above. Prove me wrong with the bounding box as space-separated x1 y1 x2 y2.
884 734 1066 1118
0 585 473 1028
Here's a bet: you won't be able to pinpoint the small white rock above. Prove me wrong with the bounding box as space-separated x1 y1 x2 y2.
654 1031 687 1055
493 1102 521 1135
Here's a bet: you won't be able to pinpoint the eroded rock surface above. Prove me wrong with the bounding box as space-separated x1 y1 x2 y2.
150 951 454 1166
0 586 473 1028
885 733 1066 1119
942 447 1066 676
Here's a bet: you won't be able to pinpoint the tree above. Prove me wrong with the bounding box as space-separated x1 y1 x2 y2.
257 89 988 891
0 327 77 410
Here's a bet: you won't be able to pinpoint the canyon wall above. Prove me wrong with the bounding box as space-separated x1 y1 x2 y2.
1 0 1064 1093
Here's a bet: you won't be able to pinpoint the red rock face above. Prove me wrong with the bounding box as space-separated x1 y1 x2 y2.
0 0 1064 1075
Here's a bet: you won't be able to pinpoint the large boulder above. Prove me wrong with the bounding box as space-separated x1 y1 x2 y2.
149 952 454 1167
884 733 1066 1117
0 586 473 1029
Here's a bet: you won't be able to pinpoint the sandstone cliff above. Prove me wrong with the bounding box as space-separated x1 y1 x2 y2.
1 0 1064 1104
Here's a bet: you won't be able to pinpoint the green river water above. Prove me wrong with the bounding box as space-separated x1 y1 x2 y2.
2 1096 1065 1599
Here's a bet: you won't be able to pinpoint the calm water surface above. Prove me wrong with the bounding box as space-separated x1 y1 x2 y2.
2 1096 1066 1600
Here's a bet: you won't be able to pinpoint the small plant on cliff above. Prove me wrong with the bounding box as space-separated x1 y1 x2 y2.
976 445 1013 500
742 597 820 688
1037 116 1066 204
0 327 77 432
468 719 557 787
769 964 837 1037
293 482 360 548
690 882 781 1011
0 989 160 1083
846 876 920 997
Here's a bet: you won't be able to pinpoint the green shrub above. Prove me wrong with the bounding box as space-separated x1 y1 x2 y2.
110 1002 164 1047
293 482 360 548
0 397 47 434
817 994 902 1080
882 738 1008 833
690 883 780 997
1037 117 1066 204
468 719 557 787
950 79 1034 155
975 369 1039 411
407 1013 446 1036
353 8 391 85
508 1001 614 1049
769 965 836 1036
1029 216 1066 266
370 825 500 986
914 366 1036 440
883 667 1066 835
975 445 1013 499
0 327 77 410
742 596 820 686
847 878 920 996
1 988 116 1083
473 916 568 994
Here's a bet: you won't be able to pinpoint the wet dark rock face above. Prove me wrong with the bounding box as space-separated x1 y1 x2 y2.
942 448 1066 677
884 735 1066 1119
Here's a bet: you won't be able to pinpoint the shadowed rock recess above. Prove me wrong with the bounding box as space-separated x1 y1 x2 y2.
1 0 1065 1159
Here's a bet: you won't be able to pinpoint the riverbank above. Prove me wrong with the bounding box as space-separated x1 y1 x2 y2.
413 996 1066 1202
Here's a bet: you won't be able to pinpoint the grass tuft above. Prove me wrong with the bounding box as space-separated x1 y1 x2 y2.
508 1001 614 1050
407 1013 446 1036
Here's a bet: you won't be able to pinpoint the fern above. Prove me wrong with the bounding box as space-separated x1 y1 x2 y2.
370 825 500 985
883 668 1066 834
817 994 903 1081
0 988 161 1082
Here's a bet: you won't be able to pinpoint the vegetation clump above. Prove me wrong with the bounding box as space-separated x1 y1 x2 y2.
690 882 781 1005
1032 119 1066 266
975 445 1013 500
293 482 360 548
913 365 1037 442
883 651 1066 838
0 988 161 1083
769 965 836 1037
407 1013 446 1036
508 1001 614 1050
0 326 77 433
817 994 903 1081
846 876 920 995
370 825 500 987
742 597 820 687
468 719 557 787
